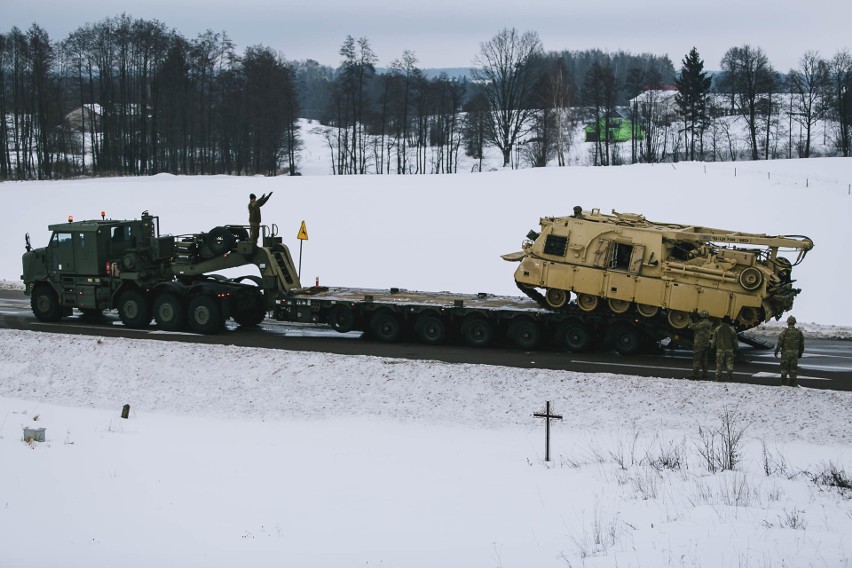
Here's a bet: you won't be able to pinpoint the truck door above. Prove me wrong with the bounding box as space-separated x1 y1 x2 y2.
50 232 75 273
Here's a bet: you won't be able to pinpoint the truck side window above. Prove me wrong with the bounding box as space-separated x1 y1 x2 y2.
53 233 72 247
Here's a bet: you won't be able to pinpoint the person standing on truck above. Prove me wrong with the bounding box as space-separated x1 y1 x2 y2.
711 316 738 382
248 192 272 244
688 310 713 380
775 315 805 387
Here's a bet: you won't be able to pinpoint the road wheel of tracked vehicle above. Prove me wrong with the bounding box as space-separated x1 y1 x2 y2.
612 325 641 355
736 306 762 328
558 322 592 352
508 318 541 350
636 304 660 318
370 310 402 343
667 309 690 330
327 304 356 333
738 267 764 291
153 293 187 331
234 292 267 327
31 285 63 322
188 294 225 334
608 298 631 314
416 314 447 345
545 288 569 310
577 293 599 312
207 226 236 256
118 289 152 329
461 316 494 348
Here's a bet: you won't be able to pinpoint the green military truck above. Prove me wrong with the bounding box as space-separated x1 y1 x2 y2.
21 211 300 334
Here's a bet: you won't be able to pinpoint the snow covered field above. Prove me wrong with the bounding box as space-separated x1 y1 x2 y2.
1 130 851 566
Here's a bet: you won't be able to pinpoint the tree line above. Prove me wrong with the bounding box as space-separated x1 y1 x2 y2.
1 18 850 180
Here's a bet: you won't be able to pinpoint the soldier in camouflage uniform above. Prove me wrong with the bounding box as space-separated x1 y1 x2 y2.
775 315 805 387
711 316 738 382
687 310 713 380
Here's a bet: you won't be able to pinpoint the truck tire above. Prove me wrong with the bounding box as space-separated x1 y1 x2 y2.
118 289 152 329
508 318 541 350
370 311 401 343
416 314 447 345
558 322 592 352
461 316 493 348
31 285 62 322
188 294 225 334
207 226 235 256
327 304 356 333
153 293 187 331
612 325 641 355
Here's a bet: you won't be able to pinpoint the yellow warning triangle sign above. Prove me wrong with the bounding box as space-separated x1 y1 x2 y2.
297 220 309 241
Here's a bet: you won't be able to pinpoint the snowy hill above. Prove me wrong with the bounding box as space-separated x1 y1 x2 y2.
1 129 851 567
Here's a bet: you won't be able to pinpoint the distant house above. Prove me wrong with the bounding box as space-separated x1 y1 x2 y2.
583 117 644 143
64 104 102 132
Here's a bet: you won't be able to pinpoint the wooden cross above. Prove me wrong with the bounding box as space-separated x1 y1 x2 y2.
534 401 563 462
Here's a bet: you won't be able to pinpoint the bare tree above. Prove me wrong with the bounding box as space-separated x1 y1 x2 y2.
720 45 776 160
472 28 543 168
787 51 829 158
827 50 852 157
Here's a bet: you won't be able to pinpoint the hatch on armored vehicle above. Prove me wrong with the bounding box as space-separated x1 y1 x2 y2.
503 208 813 331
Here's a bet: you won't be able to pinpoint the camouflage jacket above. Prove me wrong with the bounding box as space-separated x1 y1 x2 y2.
712 323 738 352
248 193 271 224
776 327 805 357
688 318 713 349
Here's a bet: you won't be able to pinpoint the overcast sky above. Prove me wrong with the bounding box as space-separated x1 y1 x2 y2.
4 0 849 72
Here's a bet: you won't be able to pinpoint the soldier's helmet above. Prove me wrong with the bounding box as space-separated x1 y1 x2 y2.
699 310 709 318
787 315 797 325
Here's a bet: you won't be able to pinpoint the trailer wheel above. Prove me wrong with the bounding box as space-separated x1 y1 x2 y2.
558 322 592 352
612 326 641 355
188 294 225 334
327 304 356 333
234 293 267 327
31 285 62 322
118 289 152 329
207 226 235 256
416 314 447 345
154 293 187 331
370 311 402 343
462 316 493 348
508 318 541 350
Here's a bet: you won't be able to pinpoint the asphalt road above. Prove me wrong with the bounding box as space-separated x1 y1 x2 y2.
2 289 850 390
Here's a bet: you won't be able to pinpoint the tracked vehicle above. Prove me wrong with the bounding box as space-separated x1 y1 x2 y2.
503 208 813 331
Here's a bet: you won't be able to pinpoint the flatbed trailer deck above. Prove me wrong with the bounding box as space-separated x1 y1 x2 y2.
274 286 678 354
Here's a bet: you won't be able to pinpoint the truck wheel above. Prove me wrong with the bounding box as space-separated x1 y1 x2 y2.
462 316 493 348
31 285 62 322
188 294 225 334
559 322 592 352
612 326 641 355
207 226 235 256
327 304 355 333
370 311 401 343
118 289 152 329
154 293 187 331
508 318 541 350
416 314 446 345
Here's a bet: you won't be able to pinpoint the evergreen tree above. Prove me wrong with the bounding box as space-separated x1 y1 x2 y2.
674 47 712 161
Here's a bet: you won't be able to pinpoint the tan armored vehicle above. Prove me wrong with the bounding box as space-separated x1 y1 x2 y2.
503 208 813 330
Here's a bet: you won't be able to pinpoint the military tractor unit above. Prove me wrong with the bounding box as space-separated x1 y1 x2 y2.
21 211 300 334
21 207 813 355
